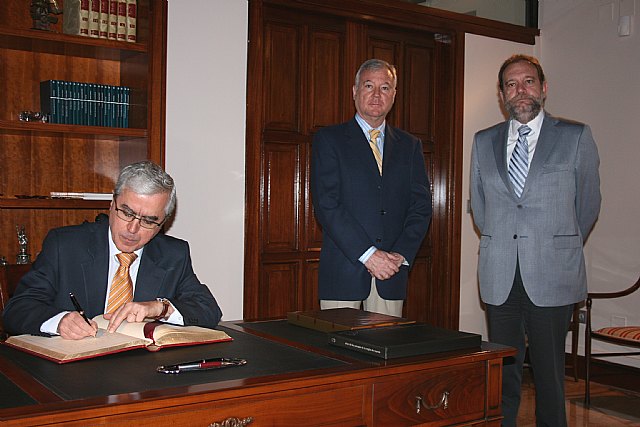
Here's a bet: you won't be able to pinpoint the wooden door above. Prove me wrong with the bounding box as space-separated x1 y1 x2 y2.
244 0 463 328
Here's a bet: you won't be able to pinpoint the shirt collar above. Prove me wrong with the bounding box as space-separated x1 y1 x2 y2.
510 110 544 137
355 113 385 137
108 227 144 260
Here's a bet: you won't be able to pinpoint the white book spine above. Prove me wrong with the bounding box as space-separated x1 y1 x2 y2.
89 0 100 38
117 0 127 42
126 0 137 43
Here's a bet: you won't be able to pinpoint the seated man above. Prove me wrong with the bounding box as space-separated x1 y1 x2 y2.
3 161 222 339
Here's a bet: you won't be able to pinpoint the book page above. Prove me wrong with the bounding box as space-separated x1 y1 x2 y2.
92 316 148 339
5 330 149 362
91 316 231 348
152 324 231 348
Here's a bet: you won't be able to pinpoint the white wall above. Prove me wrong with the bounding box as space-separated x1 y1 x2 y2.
539 0 640 366
164 1 640 366
165 0 248 321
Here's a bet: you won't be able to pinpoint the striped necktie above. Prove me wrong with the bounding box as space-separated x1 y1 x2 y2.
368 129 383 175
106 252 137 313
508 125 531 198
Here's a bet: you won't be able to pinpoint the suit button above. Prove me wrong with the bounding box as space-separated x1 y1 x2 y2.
513 235 518 239
517 204 523 208
380 210 386 215
376 238 382 243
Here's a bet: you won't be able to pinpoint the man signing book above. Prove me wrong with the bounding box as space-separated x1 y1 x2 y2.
4 161 222 340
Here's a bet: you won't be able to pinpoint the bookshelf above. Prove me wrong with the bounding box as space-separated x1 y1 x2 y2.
0 0 167 260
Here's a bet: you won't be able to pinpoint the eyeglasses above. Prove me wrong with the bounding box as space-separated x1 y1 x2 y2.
113 198 165 229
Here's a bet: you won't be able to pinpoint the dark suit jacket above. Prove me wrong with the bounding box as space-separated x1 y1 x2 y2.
311 118 432 301
3 216 222 335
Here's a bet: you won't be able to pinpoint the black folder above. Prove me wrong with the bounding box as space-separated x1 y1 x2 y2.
328 323 481 359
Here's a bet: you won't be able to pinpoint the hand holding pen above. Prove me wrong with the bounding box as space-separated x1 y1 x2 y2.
61 293 98 339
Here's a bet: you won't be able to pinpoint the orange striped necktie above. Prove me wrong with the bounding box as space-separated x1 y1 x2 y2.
368 129 382 175
106 252 138 314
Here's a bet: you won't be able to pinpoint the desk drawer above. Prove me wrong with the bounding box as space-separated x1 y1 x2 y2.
98 384 368 427
373 362 486 426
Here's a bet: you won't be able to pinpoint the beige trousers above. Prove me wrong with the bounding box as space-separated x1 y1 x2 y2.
320 277 404 317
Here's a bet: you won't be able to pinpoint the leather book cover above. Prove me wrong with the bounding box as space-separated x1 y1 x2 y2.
287 308 414 333
328 323 481 359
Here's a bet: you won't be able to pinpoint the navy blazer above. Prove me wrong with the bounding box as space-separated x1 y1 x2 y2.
3 216 222 335
311 118 432 301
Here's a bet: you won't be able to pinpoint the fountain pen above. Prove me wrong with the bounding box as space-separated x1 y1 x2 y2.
157 357 247 374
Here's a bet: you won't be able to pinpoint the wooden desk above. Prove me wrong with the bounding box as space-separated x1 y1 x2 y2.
0 320 514 426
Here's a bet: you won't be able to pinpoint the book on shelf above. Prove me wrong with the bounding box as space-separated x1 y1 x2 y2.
99 0 110 39
287 307 415 333
88 0 101 38
328 323 482 359
126 0 137 42
50 192 113 200
3 316 232 364
117 0 128 42
108 0 118 40
40 80 130 128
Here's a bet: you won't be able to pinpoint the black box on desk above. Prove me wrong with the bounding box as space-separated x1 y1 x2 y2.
328 323 481 359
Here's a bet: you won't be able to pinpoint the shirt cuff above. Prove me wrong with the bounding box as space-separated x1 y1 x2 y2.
359 246 377 264
41 311 69 335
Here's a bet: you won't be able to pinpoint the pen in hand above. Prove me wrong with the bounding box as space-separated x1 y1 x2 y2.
69 292 94 328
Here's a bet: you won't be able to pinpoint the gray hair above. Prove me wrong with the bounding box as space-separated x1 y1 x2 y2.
354 59 397 89
114 161 176 217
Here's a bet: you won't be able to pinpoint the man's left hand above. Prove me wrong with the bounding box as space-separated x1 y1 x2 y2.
103 300 172 332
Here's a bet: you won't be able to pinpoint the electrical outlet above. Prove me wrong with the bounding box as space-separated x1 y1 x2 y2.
611 315 627 327
578 310 586 324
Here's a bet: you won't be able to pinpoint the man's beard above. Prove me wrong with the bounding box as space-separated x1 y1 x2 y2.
504 94 544 123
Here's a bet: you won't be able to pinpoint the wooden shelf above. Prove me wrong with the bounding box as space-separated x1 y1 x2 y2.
0 119 147 138
0 198 111 210
0 25 147 60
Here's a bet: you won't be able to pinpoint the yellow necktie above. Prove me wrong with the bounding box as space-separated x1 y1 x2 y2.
106 252 137 313
368 129 382 175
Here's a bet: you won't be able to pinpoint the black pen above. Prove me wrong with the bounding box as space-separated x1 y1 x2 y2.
69 292 92 326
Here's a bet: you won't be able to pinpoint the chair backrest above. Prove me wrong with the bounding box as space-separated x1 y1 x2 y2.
0 264 31 311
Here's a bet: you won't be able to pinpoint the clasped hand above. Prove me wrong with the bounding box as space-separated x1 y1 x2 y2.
365 250 405 281
58 300 166 340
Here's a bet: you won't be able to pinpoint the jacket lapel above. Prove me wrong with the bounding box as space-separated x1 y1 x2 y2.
134 239 167 301
523 114 559 195
81 223 110 314
346 119 381 178
492 122 511 194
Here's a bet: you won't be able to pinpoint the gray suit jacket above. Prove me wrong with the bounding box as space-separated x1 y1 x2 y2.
470 113 601 307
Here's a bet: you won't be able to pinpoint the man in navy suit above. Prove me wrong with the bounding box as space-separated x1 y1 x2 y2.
311 59 432 316
470 55 601 426
4 161 222 339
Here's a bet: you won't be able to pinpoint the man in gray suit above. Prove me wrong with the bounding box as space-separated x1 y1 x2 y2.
470 55 601 426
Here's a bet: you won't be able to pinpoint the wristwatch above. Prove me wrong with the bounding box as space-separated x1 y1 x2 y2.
155 298 170 320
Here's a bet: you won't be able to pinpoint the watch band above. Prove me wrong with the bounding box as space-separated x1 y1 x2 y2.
154 298 170 320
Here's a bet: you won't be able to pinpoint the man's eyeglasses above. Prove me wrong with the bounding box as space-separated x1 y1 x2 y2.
113 198 165 229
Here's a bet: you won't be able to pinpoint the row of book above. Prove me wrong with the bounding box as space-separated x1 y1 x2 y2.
63 0 137 43
40 80 130 128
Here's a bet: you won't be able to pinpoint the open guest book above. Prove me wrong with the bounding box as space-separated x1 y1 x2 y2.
3 316 232 364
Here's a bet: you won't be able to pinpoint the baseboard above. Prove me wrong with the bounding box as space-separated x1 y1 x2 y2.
567 354 640 392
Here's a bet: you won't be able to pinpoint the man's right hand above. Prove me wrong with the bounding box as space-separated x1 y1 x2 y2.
365 250 401 281
58 312 97 340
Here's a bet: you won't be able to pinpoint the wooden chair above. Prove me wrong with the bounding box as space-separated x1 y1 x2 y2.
0 263 32 336
584 275 640 406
